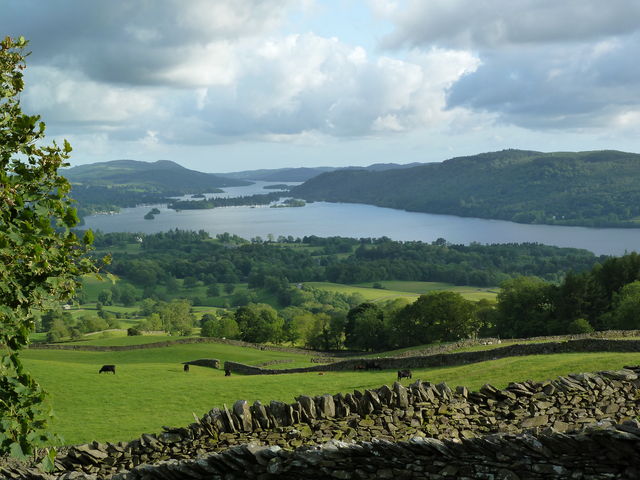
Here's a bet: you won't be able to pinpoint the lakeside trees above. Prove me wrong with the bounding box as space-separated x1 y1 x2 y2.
95 231 601 293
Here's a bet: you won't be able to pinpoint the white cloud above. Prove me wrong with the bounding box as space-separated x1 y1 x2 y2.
22 67 158 124
6 0 637 169
20 31 479 144
186 34 480 139
369 0 400 17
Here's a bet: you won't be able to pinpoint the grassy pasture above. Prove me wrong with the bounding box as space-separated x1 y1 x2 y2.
306 281 498 302
21 341 640 446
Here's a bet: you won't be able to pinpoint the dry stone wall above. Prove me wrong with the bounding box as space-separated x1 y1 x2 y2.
225 338 640 375
103 420 640 480
183 359 220 369
28 336 331 355
3 366 637 479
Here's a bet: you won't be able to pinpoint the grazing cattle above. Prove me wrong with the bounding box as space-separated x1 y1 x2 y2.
183 364 190 372
99 365 116 374
225 369 231 376
354 364 366 371
397 369 412 380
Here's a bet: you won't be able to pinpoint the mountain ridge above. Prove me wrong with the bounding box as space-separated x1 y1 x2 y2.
291 149 640 228
64 159 250 189
215 162 424 182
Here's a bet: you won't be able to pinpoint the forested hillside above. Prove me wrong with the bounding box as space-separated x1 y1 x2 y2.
292 149 640 228
216 162 423 182
64 159 250 217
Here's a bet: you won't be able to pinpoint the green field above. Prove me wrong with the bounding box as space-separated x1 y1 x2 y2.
306 281 498 302
21 341 640 446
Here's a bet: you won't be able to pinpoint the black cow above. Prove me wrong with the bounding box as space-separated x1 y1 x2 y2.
99 365 116 374
183 364 190 372
397 369 412 380
225 369 232 376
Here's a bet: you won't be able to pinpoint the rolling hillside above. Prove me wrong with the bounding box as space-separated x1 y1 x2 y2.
64 159 250 191
64 159 251 216
292 149 640 228
216 162 423 182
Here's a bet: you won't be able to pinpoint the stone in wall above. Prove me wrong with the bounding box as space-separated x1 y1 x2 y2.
38 420 639 480
183 358 220 369
9 367 640 479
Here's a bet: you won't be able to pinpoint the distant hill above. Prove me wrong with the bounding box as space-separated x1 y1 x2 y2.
64 159 250 217
217 162 423 182
292 149 640 228
219 167 336 182
65 159 250 190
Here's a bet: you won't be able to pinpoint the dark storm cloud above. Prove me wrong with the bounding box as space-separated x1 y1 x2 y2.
3 0 298 86
445 36 640 129
382 0 640 49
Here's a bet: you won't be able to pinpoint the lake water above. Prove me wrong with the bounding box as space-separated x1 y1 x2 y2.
82 181 640 256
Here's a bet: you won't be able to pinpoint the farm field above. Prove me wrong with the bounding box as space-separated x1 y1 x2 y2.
306 280 498 302
21 341 640 446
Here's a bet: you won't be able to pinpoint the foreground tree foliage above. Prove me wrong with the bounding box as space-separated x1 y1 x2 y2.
0 37 98 457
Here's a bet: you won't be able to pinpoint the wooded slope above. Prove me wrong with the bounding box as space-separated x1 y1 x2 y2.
292 149 640 227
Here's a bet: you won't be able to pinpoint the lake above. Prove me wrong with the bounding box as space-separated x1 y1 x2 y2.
82 181 640 256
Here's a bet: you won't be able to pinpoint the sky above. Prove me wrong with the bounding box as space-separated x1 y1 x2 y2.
3 0 640 173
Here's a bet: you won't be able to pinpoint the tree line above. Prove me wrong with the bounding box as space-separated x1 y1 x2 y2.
343 252 640 350
94 230 603 297
136 249 640 351
167 192 284 210
46 230 640 352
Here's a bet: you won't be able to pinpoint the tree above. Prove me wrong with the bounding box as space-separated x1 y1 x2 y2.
159 300 194 336
495 276 553 338
607 281 640 330
140 313 163 331
45 319 70 343
200 313 240 339
117 286 137 307
97 289 113 306
231 289 258 306
393 292 477 346
40 309 72 333
235 304 284 343
206 283 220 297
567 318 594 334
0 37 99 457
345 303 387 351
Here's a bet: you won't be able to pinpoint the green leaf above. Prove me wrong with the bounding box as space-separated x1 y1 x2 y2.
39 447 57 472
9 442 26 459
